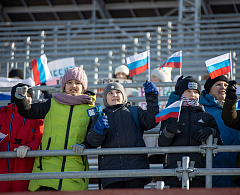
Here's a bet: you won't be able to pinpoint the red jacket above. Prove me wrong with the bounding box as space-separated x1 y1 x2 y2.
0 103 44 192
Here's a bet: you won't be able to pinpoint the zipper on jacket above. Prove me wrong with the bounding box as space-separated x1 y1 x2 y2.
22 118 25 126
31 128 35 141
7 104 15 172
58 105 74 191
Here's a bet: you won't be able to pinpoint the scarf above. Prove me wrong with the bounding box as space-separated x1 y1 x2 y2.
53 93 93 105
216 100 225 108
181 94 199 107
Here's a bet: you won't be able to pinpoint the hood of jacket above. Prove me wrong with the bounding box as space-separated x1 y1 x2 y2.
199 90 222 109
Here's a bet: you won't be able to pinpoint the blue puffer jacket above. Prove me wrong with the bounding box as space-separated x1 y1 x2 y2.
199 90 240 187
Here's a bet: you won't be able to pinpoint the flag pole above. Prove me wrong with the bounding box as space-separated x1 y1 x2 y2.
177 100 183 122
180 50 182 76
229 51 233 80
148 49 150 81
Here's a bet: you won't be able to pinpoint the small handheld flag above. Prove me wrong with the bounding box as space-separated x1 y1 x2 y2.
126 50 149 77
0 132 7 143
86 105 103 117
155 100 182 122
160 51 182 69
205 52 231 79
32 54 52 85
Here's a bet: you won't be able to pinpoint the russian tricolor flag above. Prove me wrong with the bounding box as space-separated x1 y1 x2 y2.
205 53 231 79
126 50 149 77
155 100 182 122
0 132 7 143
160 51 182 69
32 54 52 86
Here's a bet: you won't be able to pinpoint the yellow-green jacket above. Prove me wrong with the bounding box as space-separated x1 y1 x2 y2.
28 98 94 191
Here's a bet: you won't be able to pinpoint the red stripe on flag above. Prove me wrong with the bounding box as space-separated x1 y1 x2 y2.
129 63 148 77
209 66 231 79
32 59 41 85
161 62 181 68
155 112 179 123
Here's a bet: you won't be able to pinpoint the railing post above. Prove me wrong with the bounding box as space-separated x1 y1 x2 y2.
205 135 213 188
157 26 162 64
10 42 15 69
24 36 31 79
108 51 113 79
146 32 151 50
41 30 45 55
134 38 139 55
181 156 190 189
122 44 127 64
167 21 172 53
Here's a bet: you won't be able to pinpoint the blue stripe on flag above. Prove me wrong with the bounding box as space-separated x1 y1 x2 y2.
156 106 180 117
37 58 46 84
128 57 148 71
164 56 181 63
206 59 230 73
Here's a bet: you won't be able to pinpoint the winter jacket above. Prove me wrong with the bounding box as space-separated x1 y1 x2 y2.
158 105 222 182
200 90 240 187
15 94 95 191
86 93 159 188
222 97 240 186
0 104 44 192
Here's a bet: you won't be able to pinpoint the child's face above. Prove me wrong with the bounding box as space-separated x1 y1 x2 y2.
151 75 161 83
183 89 199 100
209 81 228 101
106 90 123 106
65 79 83 96
116 72 127 79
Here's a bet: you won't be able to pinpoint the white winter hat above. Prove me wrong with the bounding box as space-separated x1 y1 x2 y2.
151 67 172 82
114 65 129 76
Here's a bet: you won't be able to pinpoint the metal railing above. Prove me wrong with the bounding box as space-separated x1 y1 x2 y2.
0 136 240 190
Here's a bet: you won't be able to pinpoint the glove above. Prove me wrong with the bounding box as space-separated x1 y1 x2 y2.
14 146 30 158
94 115 110 135
166 121 185 134
71 144 85 154
15 86 28 100
175 75 184 95
226 80 237 100
143 81 159 96
193 127 212 142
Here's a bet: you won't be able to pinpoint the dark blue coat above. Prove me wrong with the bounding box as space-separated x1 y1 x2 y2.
86 93 159 188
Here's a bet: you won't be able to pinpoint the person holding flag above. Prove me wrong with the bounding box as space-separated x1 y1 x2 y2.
0 83 44 192
158 76 222 188
13 67 96 191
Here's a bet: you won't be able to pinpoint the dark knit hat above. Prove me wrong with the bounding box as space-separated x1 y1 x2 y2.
61 67 88 92
8 69 24 79
11 83 33 103
178 76 201 99
103 82 127 107
204 75 229 94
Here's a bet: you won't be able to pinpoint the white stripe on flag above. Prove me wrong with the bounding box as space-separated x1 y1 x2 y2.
205 53 230 67
41 54 52 82
126 50 149 64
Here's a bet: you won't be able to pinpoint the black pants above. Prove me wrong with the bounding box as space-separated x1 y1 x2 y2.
105 178 145 189
164 176 205 188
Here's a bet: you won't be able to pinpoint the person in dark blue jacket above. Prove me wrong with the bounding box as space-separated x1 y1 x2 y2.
200 75 240 187
86 81 159 189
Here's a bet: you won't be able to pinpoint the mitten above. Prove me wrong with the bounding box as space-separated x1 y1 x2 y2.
14 146 30 158
175 75 184 95
193 127 212 142
15 86 28 100
166 121 185 134
226 80 237 100
94 115 110 135
143 81 159 96
71 143 85 154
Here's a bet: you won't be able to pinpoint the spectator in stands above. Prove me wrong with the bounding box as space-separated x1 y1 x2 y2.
0 83 44 192
150 67 172 83
13 67 95 191
158 76 222 188
200 76 240 187
113 64 138 98
113 65 131 80
85 81 159 189
222 80 240 186
8 69 24 79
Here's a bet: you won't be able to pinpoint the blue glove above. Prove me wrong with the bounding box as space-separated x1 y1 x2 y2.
94 115 110 135
143 81 159 96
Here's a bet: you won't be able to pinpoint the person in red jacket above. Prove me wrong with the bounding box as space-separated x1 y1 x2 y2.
0 83 44 192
